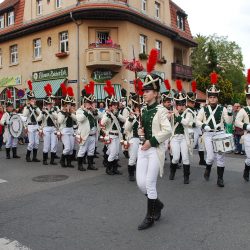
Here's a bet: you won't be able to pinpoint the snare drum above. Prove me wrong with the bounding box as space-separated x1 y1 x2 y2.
212 133 235 153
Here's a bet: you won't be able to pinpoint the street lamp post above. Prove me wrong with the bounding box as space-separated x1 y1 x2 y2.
70 12 82 108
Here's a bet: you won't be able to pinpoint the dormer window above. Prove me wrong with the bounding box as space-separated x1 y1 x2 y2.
0 15 4 29
176 12 186 31
7 11 14 26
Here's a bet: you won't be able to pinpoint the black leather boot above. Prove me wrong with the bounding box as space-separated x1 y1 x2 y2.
60 154 67 168
72 150 77 161
217 167 224 187
198 151 206 165
43 152 48 165
83 153 87 164
12 147 20 158
87 156 98 170
154 198 164 221
66 155 74 168
50 152 57 165
128 165 136 181
169 163 177 180
183 164 190 184
243 164 250 182
77 157 86 171
138 198 156 230
6 148 11 159
26 150 32 162
32 149 40 162
94 147 99 158
113 160 122 175
204 164 212 181
106 161 115 175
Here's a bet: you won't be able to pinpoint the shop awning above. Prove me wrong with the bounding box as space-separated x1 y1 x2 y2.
24 79 65 99
94 84 122 101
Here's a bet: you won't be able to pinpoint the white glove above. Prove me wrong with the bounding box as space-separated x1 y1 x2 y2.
246 124 250 131
204 125 211 132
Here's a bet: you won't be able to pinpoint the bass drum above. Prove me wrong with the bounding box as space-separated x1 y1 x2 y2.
9 114 24 138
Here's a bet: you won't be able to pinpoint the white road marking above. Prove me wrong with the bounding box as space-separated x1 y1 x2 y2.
0 238 31 249
0 179 7 184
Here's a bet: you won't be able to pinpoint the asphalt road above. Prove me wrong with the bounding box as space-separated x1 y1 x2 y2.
0 143 250 250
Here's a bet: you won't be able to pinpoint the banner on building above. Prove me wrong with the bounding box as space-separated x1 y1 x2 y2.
32 67 68 82
0 75 22 87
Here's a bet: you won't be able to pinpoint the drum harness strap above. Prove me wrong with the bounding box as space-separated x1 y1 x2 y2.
43 109 57 128
205 105 221 131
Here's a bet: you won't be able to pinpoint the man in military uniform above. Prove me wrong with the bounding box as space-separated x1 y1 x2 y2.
41 84 58 165
235 69 250 181
76 81 98 171
0 89 21 159
196 72 233 187
23 80 43 162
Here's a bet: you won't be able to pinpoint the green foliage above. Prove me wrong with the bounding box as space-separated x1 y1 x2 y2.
191 34 246 99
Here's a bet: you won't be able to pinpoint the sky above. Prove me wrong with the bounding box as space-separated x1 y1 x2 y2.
173 0 250 72
0 0 249 70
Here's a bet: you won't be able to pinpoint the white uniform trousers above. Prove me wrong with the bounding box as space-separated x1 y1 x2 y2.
27 124 39 151
243 133 250 166
107 135 120 162
204 132 225 167
5 132 18 148
194 127 204 151
136 147 159 199
77 134 96 157
43 126 57 153
170 134 190 165
61 127 75 155
164 138 170 155
128 137 140 166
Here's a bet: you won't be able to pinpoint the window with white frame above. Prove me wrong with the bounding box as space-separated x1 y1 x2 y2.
0 15 4 29
140 35 147 54
155 40 162 59
177 14 185 31
7 11 14 26
56 0 62 8
155 2 160 18
33 39 42 59
59 31 69 53
37 0 43 15
141 0 147 12
10 45 18 64
0 48 2 67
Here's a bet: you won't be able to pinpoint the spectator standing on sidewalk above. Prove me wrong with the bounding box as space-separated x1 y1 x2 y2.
233 103 244 154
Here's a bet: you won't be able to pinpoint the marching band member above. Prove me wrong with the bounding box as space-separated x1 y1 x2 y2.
124 93 141 181
235 69 250 182
169 80 193 184
161 80 173 160
0 89 20 159
196 72 233 187
57 84 77 168
76 81 98 171
23 80 43 162
41 84 58 165
136 49 172 230
101 80 125 175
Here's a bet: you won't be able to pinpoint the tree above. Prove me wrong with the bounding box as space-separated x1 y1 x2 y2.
191 34 246 97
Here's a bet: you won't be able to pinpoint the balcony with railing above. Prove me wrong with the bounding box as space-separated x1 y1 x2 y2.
86 43 123 68
171 63 192 81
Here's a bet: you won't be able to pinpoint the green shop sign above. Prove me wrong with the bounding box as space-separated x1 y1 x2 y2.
0 75 22 87
32 67 68 81
91 69 116 83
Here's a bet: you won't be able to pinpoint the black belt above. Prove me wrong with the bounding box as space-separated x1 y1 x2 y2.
28 122 37 125
109 132 119 136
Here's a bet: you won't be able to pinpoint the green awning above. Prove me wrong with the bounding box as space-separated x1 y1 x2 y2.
94 84 121 101
24 78 65 99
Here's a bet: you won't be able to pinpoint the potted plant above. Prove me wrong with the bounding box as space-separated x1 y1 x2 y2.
55 52 69 58
158 56 167 64
139 53 148 60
